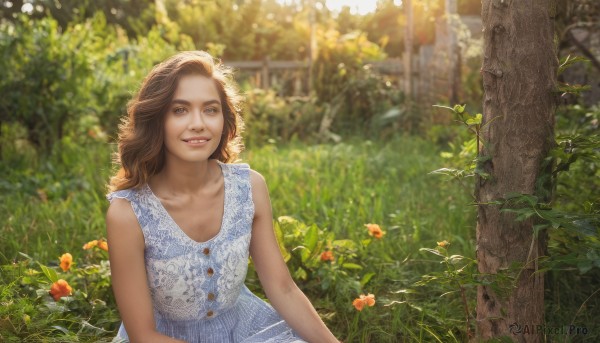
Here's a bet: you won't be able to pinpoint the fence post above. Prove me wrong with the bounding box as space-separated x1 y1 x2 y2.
261 56 270 89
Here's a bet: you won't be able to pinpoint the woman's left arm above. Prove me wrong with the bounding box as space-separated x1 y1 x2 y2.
248 170 340 343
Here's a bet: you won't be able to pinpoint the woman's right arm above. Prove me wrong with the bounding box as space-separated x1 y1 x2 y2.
106 198 186 343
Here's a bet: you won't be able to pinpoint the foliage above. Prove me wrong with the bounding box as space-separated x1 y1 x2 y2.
312 29 404 136
414 242 477 341
313 28 386 104
430 99 600 341
0 15 94 153
0 0 156 38
2 133 481 342
162 0 309 60
0 248 119 342
0 12 192 155
242 90 323 147
429 104 488 194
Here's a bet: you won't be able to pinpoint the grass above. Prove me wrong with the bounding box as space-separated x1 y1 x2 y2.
1 132 597 342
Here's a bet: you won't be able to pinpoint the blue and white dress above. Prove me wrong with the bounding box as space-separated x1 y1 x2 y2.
107 162 305 343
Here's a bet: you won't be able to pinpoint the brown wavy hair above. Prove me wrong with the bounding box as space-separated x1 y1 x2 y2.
108 51 244 192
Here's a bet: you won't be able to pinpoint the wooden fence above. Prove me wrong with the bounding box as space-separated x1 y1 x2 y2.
225 15 484 108
225 54 431 100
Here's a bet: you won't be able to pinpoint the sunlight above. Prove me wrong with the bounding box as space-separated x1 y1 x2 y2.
278 0 402 15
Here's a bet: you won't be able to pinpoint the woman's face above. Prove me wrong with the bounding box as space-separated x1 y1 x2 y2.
163 74 224 165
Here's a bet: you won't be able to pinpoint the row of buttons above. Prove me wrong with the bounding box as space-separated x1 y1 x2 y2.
204 247 215 318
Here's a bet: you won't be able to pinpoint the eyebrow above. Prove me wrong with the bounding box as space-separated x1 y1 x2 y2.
171 99 221 107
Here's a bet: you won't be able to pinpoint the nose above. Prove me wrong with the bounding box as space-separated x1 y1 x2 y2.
188 109 205 131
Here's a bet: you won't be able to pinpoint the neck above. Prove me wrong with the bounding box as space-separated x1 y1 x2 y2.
151 159 217 195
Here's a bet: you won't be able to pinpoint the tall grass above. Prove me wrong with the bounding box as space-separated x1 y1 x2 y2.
9 133 598 342
243 137 476 341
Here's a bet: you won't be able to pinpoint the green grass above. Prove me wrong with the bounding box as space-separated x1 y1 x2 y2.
1 133 597 342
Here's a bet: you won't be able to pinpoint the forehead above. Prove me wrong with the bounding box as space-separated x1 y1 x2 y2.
173 74 220 102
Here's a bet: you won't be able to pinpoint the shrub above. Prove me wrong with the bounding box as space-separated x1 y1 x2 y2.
0 15 94 153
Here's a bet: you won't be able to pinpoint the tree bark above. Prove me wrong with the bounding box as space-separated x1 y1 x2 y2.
476 1 557 342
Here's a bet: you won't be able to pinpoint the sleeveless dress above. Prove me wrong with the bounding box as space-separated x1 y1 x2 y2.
107 161 306 343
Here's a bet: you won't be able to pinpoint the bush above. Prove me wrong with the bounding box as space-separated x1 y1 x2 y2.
242 89 324 147
0 15 94 153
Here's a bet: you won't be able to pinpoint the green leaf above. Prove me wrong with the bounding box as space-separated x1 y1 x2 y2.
557 82 591 95
304 225 318 253
419 248 445 257
466 113 482 126
273 221 291 262
558 55 588 75
294 267 307 280
18 252 34 260
360 272 376 286
448 255 465 264
342 263 363 270
332 239 357 250
38 263 58 283
453 104 466 114
51 325 70 334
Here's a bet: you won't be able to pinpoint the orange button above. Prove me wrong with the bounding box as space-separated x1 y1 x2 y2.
207 310 214 317
207 267 214 276
203 248 210 255
207 293 215 301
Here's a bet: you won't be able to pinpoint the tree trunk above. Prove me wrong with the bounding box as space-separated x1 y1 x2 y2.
476 1 557 342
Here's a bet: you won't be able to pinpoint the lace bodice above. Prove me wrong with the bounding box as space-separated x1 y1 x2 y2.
108 162 254 321
107 162 304 342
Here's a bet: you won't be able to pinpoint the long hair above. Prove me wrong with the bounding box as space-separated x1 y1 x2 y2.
108 51 244 192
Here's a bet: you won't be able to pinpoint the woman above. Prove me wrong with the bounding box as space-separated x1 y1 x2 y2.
105 51 339 343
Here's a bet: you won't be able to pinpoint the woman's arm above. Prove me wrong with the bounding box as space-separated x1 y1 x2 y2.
106 198 186 343
248 170 339 343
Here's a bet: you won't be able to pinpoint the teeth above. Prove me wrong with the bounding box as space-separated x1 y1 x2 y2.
188 139 207 143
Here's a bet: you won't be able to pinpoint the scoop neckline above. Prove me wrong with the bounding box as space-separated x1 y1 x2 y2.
145 160 228 245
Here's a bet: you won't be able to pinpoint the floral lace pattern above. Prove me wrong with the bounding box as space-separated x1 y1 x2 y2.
108 162 254 320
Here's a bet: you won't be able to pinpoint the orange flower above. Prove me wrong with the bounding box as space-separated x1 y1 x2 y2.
98 240 108 251
437 240 450 248
352 298 366 311
49 279 72 301
59 253 73 272
365 224 386 239
362 293 376 307
352 293 376 311
82 240 98 250
320 250 334 262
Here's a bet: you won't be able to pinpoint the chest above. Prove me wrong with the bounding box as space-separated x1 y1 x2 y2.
161 186 225 243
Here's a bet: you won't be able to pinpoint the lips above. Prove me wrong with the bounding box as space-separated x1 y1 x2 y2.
182 137 210 143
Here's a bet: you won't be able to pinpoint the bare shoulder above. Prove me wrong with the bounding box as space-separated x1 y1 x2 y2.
248 169 271 219
106 198 137 227
249 169 270 198
249 168 267 189
106 198 143 244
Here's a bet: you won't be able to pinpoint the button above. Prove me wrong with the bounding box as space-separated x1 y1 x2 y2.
207 293 215 301
207 267 214 276
207 310 214 317
203 248 210 255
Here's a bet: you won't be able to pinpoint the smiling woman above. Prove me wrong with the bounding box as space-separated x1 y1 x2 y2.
105 51 340 343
